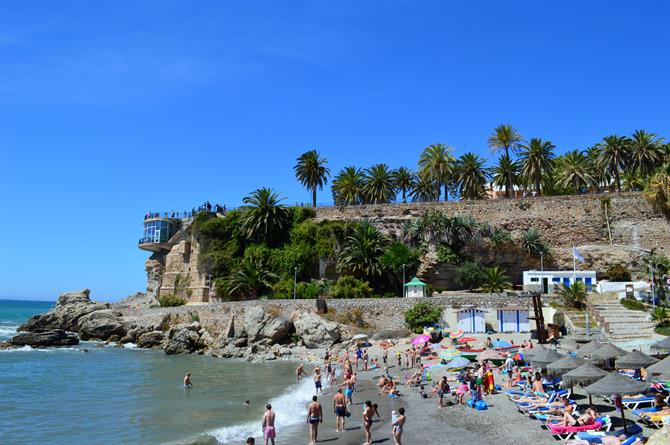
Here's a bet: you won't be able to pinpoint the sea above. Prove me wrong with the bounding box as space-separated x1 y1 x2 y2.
0 299 318 445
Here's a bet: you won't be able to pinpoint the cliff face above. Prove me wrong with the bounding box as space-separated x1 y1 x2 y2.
145 193 669 301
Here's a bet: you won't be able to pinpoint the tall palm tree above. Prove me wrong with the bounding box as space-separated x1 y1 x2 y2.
362 163 396 204
332 166 364 205
491 155 521 198
557 149 594 193
598 135 631 192
294 149 330 207
410 170 439 202
418 143 455 201
585 145 609 193
518 138 555 196
488 124 523 197
454 152 490 200
338 222 387 277
630 130 665 178
480 266 512 293
226 255 277 299
644 163 670 219
392 166 415 203
241 187 291 244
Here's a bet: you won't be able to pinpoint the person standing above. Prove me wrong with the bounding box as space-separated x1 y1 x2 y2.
503 354 515 387
333 388 347 432
362 400 374 445
262 404 276 445
313 366 323 394
339 376 355 405
383 348 388 367
392 407 406 445
296 363 306 382
183 372 192 388
438 376 449 408
306 395 323 445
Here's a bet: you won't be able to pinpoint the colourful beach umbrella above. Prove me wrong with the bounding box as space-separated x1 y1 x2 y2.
412 334 431 345
449 329 465 339
512 352 525 361
445 356 471 370
439 349 461 361
492 340 512 348
458 337 477 344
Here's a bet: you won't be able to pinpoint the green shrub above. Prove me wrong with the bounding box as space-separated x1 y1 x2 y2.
159 295 186 307
456 261 485 290
329 275 373 299
556 281 587 309
490 228 512 245
190 313 200 322
480 266 512 293
621 297 646 311
606 264 631 282
652 307 667 322
436 245 460 264
404 302 442 334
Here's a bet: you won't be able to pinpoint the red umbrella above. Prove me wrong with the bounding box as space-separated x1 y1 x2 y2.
458 337 477 344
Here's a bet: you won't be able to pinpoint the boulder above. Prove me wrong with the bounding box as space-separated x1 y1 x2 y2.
19 289 109 333
78 310 126 341
293 312 341 349
243 306 267 341
137 331 164 348
243 306 292 344
163 323 201 354
9 329 79 347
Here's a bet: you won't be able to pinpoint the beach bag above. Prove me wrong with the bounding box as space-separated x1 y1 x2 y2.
494 384 501 391
467 398 476 408
475 400 488 411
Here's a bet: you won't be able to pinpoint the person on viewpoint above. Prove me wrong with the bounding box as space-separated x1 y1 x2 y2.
333 388 347 432
306 395 323 445
262 404 276 445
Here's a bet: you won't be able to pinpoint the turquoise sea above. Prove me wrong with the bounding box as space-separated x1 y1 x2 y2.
0 299 316 445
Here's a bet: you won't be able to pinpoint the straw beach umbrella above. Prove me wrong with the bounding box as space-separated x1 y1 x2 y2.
651 336 670 352
530 348 565 369
546 356 587 376
523 344 549 360
585 372 649 434
477 349 504 362
562 363 608 407
615 350 659 369
590 343 627 364
577 340 605 357
646 355 670 380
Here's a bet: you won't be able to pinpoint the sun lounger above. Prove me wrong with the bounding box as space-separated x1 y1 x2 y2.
621 396 655 410
568 435 641 445
546 421 603 441
635 409 670 428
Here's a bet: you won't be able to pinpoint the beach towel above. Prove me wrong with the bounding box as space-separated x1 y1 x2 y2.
548 421 602 435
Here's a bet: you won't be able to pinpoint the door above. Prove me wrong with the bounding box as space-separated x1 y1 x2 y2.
457 310 471 332
473 310 485 333
498 310 517 332
518 311 529 332
542 278 549 294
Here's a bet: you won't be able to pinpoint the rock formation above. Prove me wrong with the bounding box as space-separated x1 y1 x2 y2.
9 329 79 347
19 289 109 333
293 312 341 348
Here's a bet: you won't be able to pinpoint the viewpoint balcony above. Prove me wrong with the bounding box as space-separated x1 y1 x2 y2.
138 216 182 253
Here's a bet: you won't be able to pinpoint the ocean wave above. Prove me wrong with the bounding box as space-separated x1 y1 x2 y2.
123 343 138 349
208 375 325 444
0 325 19 338
0 345 83 353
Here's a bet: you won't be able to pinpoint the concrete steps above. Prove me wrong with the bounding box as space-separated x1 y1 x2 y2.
588 300 654 341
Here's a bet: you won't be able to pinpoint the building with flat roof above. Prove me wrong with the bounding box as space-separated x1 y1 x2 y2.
522 270 597 294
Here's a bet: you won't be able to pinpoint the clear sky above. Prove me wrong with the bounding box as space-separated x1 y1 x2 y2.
0 1 668 301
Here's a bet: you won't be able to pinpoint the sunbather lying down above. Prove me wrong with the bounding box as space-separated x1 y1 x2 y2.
512 393 549 404
556 408 598 427
566 434 632 445
640 407 670 418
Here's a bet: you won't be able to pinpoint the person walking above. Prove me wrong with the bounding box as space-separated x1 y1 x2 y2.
392 407 406 445
362 400 374 445
262 404 276 445
306 395 322 445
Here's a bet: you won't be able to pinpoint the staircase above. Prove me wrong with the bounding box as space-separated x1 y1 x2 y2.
589 301 656 341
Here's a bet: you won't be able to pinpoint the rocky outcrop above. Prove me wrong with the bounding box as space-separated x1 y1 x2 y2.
163 323 201 354
19 289 109 333
243 306 293 344
136 331 165 348
112 292 159 310
293 312 341 348
9 329 79 347
78 309 126 341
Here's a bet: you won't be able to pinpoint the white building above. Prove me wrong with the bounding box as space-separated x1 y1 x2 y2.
522 270 597 294
596 280 651 300
404 277 428 298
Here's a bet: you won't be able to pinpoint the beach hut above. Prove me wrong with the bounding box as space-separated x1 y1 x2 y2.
646 355 670 380
585 372 650 434
457 308 486 333
496 308 530 333
615 350 659 369
405 277 427 298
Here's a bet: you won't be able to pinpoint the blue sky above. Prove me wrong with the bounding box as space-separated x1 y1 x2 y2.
1 1 668 301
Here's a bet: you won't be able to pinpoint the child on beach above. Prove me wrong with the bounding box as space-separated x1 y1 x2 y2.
456 381 468 404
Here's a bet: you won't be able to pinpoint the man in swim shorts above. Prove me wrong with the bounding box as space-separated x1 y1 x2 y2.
438 376 449 408
313 366 323 393
333 388 347 432
296 363 306 382
306 395 322 445
183 372 192 388
339 376 354 405
262 403 276 445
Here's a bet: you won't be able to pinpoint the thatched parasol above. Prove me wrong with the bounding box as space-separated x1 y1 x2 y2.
586 372 650 434
615 350 659 369
651 336 670 351
590 343 627 361
530 348 565 369
646 355 670 380
546 355 587 376
577 340 605 357
562 363 608 407
477 349 504 362
522 344 548 360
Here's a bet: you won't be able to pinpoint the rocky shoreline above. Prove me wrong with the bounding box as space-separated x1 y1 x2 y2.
1 289 350 362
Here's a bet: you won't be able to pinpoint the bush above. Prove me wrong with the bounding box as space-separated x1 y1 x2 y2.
480 266 512 293
621 297 646 311
457 261 484 290
651 307 667 322
190 313 200 322
436 245 460 264
606 264 631 282
556 282 587 309
330 276 374 299
489 228 512 245
159 295 186 307
404 302 442 334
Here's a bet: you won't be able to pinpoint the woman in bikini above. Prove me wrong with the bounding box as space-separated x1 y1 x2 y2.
392 407 406 445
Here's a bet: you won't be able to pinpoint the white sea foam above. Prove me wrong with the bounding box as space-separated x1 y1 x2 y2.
209 376 324 444
0 325 19 338
123 342 138 349
0 345 82 353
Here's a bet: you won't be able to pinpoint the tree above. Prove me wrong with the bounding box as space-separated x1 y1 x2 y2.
606 264 631 282
392 167 415 203
418 143 455 201
491 154 521 198
381 242 421 294
362 163 396 204
330 276 374 299
556 281 587 309
556 149 594 193
457 261 485 291
410 170 439 202
241 187 291 245
454 152 490 200
480 266 511 293
338 222 387 277
488 124 523 197
294 149 330 207
644 163 670 219
630 130 665 178
518 138 555 196
585 145 609 193
332 166 364 205
521 228 552 259
404 302 443 334
598 135 631 192
226 255 278 299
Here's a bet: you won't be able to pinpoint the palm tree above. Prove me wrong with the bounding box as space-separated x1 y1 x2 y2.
598 135 631 192
410 170 439 202
630 130 665 178
294 149 330 207
454 152 490 200
362 163 396 204
480 266 512 293
621 169 644 191
241 187 291 244
644 163 670 219
557 150 594 193
556 281 587 309
585 145 609 193
226 255 277 299
521 228 552 260
518 138 555 195
488 124 523 197
332 166 364 205
418 143 455 201
392 167 415 203
491 155 521 198
338 222 387 277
